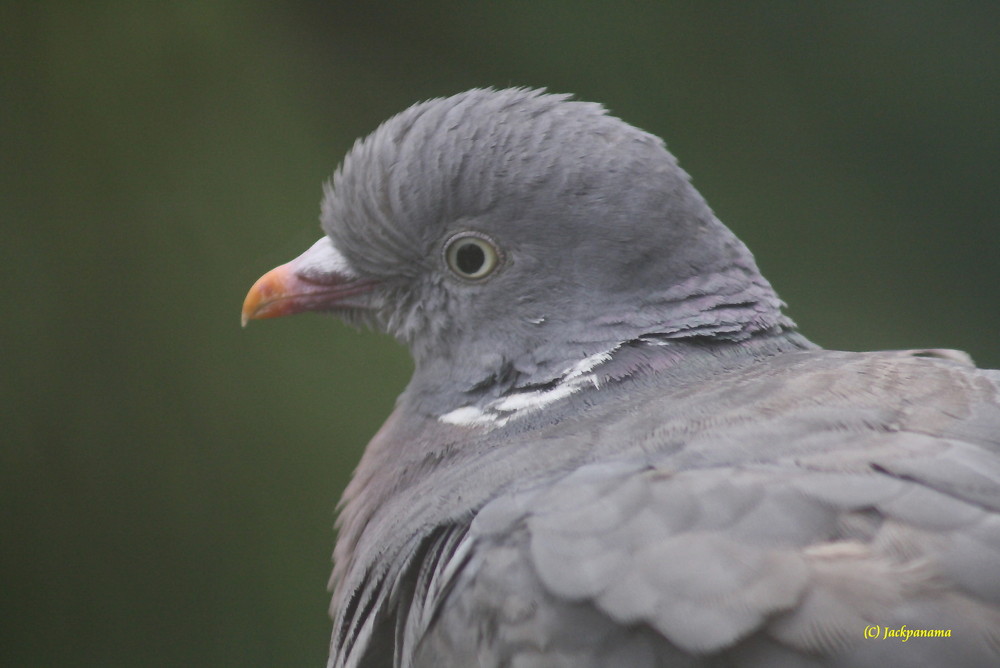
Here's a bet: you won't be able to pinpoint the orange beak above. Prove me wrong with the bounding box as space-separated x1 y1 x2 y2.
241 238 377 327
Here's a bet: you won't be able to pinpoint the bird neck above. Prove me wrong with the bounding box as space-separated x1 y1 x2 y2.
405 326 815 428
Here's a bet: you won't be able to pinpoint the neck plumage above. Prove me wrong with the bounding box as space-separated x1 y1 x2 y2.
405 249 806 423
434 328 814 429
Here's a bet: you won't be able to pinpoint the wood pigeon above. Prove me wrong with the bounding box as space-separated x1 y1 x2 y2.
242 88 1000 667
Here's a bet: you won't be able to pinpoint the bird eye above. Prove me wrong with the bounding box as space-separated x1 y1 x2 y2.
444 233 500 280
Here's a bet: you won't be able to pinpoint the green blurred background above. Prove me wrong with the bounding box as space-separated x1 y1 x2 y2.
3 2 998 666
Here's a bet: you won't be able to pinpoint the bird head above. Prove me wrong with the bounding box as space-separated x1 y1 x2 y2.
243 88 791 412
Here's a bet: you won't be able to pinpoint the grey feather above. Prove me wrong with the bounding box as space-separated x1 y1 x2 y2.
247 88 1000 667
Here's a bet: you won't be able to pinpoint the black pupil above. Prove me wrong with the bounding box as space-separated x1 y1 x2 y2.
456 243 486 275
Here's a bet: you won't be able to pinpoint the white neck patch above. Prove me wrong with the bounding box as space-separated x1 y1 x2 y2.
438 347 618 428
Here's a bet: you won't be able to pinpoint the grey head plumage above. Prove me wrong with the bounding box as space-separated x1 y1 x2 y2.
247 88 800 419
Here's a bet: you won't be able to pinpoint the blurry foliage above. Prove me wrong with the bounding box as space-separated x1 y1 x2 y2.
2 2 998 666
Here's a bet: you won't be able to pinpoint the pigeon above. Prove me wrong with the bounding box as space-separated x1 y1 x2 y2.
242 88 1000 668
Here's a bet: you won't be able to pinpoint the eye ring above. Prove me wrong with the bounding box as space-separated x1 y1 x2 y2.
443 232 501 280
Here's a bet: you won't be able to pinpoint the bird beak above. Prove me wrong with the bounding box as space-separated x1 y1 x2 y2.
242 237 377 327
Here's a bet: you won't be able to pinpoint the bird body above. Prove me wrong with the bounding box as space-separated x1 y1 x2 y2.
243 89 1000 667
